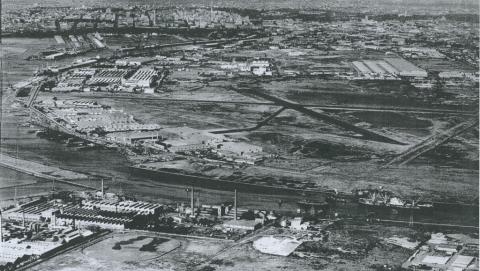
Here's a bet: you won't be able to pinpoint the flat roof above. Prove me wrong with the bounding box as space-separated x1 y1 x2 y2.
384 58 425 73
451 255 474 268
223 219 259 227
422 255 450 265
352 61 371 74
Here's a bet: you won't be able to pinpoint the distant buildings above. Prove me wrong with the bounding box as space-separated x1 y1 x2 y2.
218 58 274 76
82 199 163 215
384 58 428 78
123 68 157 88
160 127 225 153
402 233 479 271
352 57 428 80
88 69 128 86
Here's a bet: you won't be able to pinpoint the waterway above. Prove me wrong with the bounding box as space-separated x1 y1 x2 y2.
0 37 477 228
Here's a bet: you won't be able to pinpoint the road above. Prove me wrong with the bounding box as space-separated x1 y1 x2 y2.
16 231 112 271
211 107 287 134
231 86 405 145
376 219 479 230
385 119 479 166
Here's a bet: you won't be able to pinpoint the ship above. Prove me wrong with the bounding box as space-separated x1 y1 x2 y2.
355 188 433 210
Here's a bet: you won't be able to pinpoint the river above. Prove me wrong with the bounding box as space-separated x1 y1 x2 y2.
0 37 477 227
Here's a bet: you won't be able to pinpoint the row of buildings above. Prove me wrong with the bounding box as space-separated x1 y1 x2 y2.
351 57 428 80
53 66 159 93
2 6 254 34
36 100 266 165
402 233 479 271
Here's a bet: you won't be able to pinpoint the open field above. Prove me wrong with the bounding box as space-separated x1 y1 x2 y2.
27 224 429 271
29 231 232 271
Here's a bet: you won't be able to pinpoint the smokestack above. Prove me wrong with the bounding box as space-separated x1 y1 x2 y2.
190 186 194 215
101 179 104 199
0 211 3 242
234 189 237 221
153 9 156 26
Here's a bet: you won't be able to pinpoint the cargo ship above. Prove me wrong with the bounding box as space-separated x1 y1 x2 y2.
355 188 433 210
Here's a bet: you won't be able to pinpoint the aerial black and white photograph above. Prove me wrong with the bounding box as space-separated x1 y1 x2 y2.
0 0 478 270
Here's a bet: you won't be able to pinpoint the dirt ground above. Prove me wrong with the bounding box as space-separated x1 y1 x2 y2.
29 224 419 271
30 231 232 271
196 224 415 271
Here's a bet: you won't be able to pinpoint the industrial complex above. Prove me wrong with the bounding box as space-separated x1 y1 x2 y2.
0 1 478 270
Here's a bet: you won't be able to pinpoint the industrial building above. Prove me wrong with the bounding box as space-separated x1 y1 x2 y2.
105 131 162 145
115 57 155 67
2 200 73 223
384 58 428 78
55 212 129 230
82 200 163 215
123 68 158 88
402 233 479 271
160 127 225 153
222 219 261 231
87 69 129 85
352 58 427 79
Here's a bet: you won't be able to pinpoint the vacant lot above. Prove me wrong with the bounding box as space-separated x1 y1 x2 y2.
30 231 231 271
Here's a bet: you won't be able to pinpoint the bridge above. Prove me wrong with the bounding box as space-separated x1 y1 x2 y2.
26 82 46 108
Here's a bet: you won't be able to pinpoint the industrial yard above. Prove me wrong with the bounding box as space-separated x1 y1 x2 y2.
0 1 478 270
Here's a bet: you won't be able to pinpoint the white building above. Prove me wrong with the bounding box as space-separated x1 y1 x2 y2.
290 217 310 231
123 68 157 88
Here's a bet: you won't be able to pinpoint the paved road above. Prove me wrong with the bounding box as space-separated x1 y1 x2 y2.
385 119 479 166
232 86 405 145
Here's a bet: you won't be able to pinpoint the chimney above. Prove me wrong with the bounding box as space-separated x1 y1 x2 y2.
234 189 237 221
101 179 104 199
0 211 3 242
190 186 194 215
